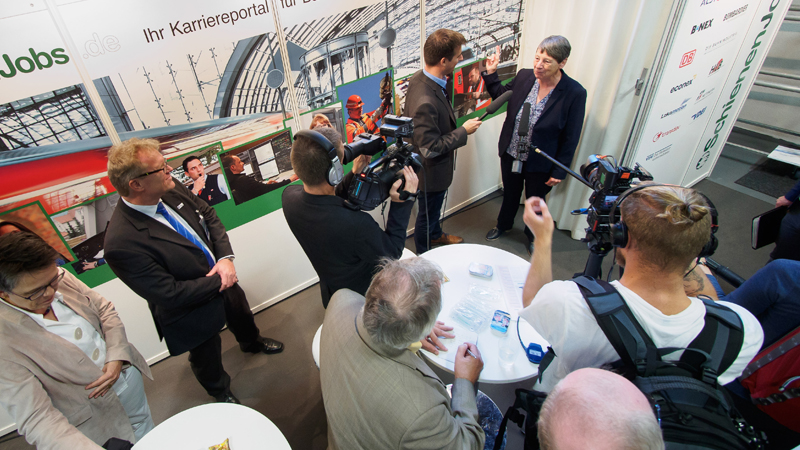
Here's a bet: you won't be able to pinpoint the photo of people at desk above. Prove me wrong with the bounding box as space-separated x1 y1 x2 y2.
219 130 299 205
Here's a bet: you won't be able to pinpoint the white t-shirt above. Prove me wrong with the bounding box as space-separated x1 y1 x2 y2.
519 280 764 393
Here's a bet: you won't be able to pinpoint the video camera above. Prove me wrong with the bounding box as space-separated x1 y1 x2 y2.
530 149 653 278
578 155 653 247
342 115 422 211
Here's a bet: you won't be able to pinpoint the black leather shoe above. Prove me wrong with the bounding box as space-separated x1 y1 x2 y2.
214 390 241 404
485 227 504 241
240 336 284 354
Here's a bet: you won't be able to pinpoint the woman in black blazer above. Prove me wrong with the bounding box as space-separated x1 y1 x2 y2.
482 36 587 253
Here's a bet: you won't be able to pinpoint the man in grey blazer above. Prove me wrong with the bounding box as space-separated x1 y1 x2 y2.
405 29 482 253
320 257 485 450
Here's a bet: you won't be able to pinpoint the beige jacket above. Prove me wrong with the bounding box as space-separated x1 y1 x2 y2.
320 289 484 450
0 271 152 450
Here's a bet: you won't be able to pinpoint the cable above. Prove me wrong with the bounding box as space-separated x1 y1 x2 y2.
516 317 526 351
438 189 505 222
440 189 448 233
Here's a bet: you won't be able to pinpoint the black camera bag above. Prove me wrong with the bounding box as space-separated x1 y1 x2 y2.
573 275 767 450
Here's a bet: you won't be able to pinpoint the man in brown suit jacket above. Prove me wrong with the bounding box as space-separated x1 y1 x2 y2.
404 29 482 253
0 232 153 449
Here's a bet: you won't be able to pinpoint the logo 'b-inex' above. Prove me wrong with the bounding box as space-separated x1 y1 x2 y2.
1 48 70 79
691 19 713 34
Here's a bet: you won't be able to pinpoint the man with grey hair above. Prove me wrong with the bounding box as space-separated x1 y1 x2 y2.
320 257 485 450
538 368 664 450
104 138 283 405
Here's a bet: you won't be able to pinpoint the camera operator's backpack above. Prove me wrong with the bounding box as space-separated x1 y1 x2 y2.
739 324 800 433
573 276 767 450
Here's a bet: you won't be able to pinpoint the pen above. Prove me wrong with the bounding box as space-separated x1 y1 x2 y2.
466 348 478 359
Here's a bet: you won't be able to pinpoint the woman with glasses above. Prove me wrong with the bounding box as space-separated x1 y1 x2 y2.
0 232 154 449
0 220 70 266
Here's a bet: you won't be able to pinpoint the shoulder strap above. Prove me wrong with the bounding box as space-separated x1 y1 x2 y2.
574 276 660 377
679 298 745 381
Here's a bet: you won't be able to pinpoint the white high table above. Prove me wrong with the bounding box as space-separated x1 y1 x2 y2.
132 403 291 450
419 244 549 384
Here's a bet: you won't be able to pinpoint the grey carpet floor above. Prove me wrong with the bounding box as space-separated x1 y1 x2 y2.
0 178 775 450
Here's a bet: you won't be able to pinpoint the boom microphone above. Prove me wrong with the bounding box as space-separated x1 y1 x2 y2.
478 90 513 120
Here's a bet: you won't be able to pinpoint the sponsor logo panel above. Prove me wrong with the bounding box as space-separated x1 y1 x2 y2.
692 107 707 120
724 5 748 21
691 19 713 34
709 58 723 76
680 50 696 68
653 126 680 142
695 88 715 104
704 32 738 54
661 98 691 119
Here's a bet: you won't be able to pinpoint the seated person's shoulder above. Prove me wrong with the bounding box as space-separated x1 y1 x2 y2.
716 300 764 354
522 279 594 335
327 289 366 315
530 279 584 308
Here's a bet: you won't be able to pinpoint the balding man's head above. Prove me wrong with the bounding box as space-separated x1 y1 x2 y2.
538 368 663 450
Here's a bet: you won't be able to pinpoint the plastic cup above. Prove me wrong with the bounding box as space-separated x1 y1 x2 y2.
498 338 516 370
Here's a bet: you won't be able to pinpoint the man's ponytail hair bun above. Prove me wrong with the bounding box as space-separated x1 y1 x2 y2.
661 202 709 226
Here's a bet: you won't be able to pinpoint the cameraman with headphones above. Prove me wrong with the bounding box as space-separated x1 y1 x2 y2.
282 127 412 299
518 184 763 392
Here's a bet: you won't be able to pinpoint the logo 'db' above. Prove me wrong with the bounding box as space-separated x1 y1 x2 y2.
680 50 696 68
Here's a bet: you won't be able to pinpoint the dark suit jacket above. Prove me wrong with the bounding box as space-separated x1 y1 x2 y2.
282 172 413 307
104 181 230 355
404 70 467 192
188 173 228 206
483 69 587 179
227 171 291 204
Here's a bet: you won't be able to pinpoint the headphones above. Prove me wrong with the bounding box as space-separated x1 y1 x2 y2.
294 129 343 186
608 184 719 258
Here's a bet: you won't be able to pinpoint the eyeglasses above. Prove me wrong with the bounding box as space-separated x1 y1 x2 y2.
9 268 65 302
136 164 169 179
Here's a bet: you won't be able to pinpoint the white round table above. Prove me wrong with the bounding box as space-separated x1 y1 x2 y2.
420 244 549 384
133 403 291 450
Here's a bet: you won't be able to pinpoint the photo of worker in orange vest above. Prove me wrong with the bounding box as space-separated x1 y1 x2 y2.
453 60 492 119
344 72 393 143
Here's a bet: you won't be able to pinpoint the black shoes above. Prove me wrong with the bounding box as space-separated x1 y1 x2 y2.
214 390 241 404
485 227 505 241
240 336 284 355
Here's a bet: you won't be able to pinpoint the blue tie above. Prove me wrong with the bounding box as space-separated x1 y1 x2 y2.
156 203 216 268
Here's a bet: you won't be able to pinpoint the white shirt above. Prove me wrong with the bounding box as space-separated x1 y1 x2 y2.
9 292 133 396
520 280 764 392
122 198 217 261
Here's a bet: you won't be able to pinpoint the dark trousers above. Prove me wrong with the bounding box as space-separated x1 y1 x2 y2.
188 283 260 396
497 152 553 242
770 201 800 262
223 283 260 345
723 259 800 349
415 189 447 254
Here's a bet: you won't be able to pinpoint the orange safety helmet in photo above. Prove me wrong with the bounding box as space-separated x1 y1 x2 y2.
346 95 364 110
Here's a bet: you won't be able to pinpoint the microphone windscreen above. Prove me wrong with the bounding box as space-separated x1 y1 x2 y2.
518 102 531 136
478 90 513 120
486 91 513 114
